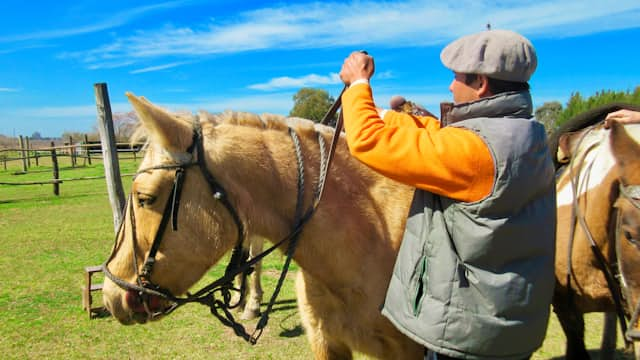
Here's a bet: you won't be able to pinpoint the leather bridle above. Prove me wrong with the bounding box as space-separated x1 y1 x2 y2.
102 98 345 343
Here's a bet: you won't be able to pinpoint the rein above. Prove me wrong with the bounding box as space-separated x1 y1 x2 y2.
102 98 345 343
564 124 632 346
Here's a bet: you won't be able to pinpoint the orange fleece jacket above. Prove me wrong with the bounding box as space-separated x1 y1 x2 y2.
341 83 495 203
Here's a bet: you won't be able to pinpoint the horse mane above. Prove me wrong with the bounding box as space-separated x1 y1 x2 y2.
548 102 640 169
131 109 331 146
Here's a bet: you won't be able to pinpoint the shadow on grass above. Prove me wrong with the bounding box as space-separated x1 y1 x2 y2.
0 191 106 205
547 348 634 359
261 298 297 313
279 325 304 338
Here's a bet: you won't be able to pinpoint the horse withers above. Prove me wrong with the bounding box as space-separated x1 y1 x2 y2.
552 104 640 359
101 94 422 359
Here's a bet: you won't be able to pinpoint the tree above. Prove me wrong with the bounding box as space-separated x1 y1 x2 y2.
289 88 337 125
534 101 562 134
555 87 640 128
112 111 139 141
30 131 43 140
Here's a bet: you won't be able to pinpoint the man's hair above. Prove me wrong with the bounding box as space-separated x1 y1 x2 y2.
463 73 530 94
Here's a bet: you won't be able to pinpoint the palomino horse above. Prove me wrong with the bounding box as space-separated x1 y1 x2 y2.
551 104 640 359
233 235 264 320
101 94 422 359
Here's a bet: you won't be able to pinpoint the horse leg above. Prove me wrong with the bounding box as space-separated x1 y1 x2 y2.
553 298 591 360
240 236 264 320
296 273 353 360
600 312 617 360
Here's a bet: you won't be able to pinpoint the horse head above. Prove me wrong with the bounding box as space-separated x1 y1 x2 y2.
102 94 247 324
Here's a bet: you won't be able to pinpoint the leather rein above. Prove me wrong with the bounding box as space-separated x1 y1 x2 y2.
564 123 640 345
102 90 346 344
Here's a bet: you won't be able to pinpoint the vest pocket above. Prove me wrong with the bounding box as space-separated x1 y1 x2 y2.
412 255 428 316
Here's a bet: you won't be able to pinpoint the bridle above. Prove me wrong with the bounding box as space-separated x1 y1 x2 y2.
616 182 640 341
565 123 640 345
102 95 346 343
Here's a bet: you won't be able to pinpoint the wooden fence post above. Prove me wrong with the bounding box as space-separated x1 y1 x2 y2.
19 135 27 172
51 141 59 196
84 134 92 165
25 137 31 168
95 83 125 233
68 136 76 168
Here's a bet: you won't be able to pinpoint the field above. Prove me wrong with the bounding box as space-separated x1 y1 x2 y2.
0 157 634 359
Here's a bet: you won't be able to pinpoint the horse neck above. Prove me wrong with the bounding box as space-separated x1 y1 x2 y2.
557 130 618 247
205 122 329 241
205 122 413 286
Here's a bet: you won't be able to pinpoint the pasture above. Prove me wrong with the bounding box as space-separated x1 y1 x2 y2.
0 157 633 359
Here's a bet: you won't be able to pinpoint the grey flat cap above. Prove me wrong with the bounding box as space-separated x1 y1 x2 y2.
440 30 537 82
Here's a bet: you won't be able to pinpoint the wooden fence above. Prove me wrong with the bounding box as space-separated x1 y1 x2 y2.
0 142 143 194
1 83 129 231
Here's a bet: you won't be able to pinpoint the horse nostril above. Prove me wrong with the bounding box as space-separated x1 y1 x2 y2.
125 290 164 314
125 290 145 313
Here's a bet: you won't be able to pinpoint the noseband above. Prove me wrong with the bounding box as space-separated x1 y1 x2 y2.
102 113 337 343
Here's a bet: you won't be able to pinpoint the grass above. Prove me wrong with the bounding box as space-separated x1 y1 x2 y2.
0 157 634 359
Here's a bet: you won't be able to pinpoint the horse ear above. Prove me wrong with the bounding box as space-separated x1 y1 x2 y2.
610 121 640 183
126 92 192 152
557 133 574 164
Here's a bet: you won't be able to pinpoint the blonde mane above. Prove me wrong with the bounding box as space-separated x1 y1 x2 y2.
132 108 333 146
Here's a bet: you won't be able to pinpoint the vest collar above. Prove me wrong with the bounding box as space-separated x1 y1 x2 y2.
444 91 533 125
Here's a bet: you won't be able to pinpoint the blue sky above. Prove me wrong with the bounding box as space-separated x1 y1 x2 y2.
1 0 639 138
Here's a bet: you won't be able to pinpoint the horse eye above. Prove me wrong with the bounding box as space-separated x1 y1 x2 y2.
624 230 639 246
137 193 156 207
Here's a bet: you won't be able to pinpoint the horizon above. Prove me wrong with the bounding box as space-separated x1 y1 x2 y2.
1 0 639 138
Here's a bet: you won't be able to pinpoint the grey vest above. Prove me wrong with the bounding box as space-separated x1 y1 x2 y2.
381 91 556 359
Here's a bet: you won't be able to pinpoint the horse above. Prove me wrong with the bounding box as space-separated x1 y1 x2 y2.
101 93 423 359
550 103 640 359
233 235 264 320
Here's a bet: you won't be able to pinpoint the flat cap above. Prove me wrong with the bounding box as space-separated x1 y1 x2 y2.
440 29 537 82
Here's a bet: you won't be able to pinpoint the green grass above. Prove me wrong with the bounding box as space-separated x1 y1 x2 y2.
0 158 634 359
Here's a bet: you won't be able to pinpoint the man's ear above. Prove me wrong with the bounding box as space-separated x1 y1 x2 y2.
477 75 492 97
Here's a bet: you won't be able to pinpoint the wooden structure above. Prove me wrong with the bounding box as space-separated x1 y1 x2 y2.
82 265 106 319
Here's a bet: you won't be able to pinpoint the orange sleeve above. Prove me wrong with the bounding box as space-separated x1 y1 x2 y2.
341 83 495 203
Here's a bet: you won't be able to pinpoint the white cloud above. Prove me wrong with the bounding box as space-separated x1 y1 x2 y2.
0 1 189 43
130 62 189 74
68 0 640 70
0 87 19 92
249 73 341 91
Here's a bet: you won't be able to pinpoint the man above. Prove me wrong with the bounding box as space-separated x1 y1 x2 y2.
339 30 556 360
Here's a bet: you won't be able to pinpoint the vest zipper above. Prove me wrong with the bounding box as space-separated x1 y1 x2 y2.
413 256 427 316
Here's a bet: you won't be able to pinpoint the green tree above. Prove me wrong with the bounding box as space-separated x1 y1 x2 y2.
555 86 640 127
534 101 562 134
289 88 337 125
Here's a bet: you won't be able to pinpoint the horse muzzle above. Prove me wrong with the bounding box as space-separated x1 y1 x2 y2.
125 290 168 322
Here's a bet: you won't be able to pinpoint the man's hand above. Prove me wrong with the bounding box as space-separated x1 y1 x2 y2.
339 51 375 86
604 109 640 128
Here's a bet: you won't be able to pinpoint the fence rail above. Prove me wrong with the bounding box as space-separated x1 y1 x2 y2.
0 139 144 195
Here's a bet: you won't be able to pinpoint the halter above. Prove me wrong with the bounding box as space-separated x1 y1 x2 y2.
102 113 337 343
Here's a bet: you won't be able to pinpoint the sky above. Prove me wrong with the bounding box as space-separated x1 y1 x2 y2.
1 0 639 138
